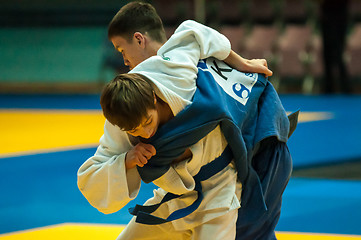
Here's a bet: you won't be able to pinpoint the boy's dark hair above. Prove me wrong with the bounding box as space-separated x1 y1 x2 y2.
100 73 156 131
108 1 167 43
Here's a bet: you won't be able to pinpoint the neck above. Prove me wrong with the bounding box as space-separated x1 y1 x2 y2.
144 35 164 57
146 42 163 56
156 98 174 126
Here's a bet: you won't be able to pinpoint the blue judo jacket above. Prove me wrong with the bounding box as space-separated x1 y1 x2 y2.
134 58 292 224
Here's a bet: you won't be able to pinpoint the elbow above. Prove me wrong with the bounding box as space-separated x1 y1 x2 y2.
96 207 118 215
78 187 122 215
77 178 128 215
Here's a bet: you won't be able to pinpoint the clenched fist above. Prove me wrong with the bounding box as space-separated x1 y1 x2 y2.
125 142 156 169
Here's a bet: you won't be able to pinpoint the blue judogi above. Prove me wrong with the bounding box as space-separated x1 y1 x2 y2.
235 81 295 240
131 58 296 239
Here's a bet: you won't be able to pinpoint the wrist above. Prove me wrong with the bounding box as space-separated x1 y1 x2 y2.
224 50 249 71
125 153 134 170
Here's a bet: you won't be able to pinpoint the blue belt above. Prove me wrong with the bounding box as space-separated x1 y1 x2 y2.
129 145 233 225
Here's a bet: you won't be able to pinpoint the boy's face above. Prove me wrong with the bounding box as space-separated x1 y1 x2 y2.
126 108 159 139
111 34 148 70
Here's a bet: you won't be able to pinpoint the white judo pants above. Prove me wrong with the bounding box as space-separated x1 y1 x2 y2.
116 209 237 240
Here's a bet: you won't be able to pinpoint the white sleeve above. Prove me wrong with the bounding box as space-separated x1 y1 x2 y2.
130 20 231 116
77 120 142 214
171 20 231 60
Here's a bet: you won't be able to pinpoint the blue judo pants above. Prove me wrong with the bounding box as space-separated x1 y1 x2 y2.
236 137 292 240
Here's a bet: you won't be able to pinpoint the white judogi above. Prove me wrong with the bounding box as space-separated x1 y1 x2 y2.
77 20 242 239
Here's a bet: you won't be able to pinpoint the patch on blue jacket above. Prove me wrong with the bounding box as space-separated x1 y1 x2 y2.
198 59 260 105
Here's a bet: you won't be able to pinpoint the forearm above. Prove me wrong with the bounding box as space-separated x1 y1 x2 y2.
77 151 141 214
224 50 273 77
223 50 248 70
77 121 141 214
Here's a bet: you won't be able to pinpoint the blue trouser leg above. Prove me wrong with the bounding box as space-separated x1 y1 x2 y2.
236 137 292 240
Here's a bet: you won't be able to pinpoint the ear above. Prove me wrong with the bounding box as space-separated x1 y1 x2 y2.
133 32 146 49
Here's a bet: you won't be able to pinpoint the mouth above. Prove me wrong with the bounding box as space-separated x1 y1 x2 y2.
149 130 155 138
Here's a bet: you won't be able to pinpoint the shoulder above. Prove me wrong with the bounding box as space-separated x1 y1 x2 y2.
178 20 199 28
175 20 204 33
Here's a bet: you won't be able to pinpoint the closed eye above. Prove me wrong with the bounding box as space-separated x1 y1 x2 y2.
144 118 152 125
128 129 137 134
127 117 152 134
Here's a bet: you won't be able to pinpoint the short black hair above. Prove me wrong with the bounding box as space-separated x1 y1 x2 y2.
108 2 166 43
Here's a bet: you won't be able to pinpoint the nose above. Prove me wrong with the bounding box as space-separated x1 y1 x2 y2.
121 53 130 67
143 127 153 139
123 59 132 70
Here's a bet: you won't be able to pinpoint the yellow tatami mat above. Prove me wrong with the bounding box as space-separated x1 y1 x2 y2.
0 223 360 240
0 109 105 157
0 109 330 158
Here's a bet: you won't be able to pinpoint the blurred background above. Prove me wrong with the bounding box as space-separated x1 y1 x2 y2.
1 0 361 239
1 0 361 94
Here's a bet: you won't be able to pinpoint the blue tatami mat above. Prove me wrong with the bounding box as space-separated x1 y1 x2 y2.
1 147 361 235
1 146 361 235
0 94 101 110
0 148 156 234
277 178 361 235
281 95 361 168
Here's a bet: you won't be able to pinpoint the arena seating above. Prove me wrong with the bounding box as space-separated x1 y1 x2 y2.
1 0 361 94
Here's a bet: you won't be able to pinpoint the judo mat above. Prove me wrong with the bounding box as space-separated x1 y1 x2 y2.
0 94 361 239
